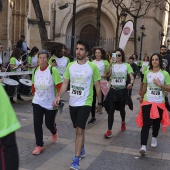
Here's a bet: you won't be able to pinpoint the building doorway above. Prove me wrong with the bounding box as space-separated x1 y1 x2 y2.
80 24 97 53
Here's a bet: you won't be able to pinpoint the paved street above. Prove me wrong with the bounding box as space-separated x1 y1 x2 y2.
12 78 170 170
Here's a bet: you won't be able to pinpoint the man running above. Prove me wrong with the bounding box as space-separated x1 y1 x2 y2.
53 40 102 170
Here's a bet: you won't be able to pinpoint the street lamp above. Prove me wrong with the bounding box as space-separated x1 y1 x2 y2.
160 32 164 45
59 0 76 59
139 25 146 60
120 11 127 29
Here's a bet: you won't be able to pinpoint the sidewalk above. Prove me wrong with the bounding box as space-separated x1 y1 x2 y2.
13 78 170 170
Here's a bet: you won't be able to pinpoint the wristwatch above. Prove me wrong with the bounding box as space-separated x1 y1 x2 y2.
98 102 102 106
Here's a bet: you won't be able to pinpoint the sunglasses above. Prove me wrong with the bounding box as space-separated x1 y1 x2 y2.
116 54 122 57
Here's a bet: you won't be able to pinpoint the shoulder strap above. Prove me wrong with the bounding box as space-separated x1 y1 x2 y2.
34 66 39 75
50 65 53 75
34 66 53 75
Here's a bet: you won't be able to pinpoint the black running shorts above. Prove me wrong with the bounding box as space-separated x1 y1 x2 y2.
69 106 91 129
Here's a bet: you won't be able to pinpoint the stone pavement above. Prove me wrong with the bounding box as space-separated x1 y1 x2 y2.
12 78 170 170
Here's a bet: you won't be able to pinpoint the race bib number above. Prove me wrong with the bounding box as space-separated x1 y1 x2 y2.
70 85 84 97
112 77 125 86
148 87 162 98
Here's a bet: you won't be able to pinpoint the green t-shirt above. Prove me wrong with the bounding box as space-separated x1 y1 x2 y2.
143 70 170 103
0 84 21 138
64 61 101 106
27 55 38 71
10 57 22 72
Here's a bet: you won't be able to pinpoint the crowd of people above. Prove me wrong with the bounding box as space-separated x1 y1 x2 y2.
1 37 170 170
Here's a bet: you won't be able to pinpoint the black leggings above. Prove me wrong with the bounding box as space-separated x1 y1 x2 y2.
108 100 126 130
108 88 126 130
0 132 19 170
141 104 163 145
32 103 57 147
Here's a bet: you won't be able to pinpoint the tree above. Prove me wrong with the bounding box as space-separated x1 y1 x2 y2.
109 0 123 49
110 0 152 54
31 0 49 47
96 0 103 46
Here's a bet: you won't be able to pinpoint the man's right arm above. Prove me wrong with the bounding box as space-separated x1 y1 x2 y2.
52 78 69 107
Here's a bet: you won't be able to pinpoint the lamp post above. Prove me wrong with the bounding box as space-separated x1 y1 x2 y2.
160 32 164 45
59 0 76 59
139 25 146 60
120 11 127 29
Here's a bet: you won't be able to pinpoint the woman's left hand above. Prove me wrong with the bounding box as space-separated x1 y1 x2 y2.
127 84 132 89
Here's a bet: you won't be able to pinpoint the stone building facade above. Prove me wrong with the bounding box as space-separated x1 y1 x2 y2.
0 0 169 60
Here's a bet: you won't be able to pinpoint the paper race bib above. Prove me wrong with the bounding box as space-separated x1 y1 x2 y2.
112 77 125 86
70 85 84 97
148 87 162 98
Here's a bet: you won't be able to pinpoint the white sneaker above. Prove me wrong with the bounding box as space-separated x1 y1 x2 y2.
151 137 157 148
139 145 146 156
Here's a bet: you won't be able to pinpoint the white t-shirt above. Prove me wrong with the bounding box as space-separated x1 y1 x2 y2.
32 66 62 110
64 61 101 106
92 60 109 80
143 70 170 103
55 56 69 81
111 63 133 89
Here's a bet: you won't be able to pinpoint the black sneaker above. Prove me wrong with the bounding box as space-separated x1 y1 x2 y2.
88 118 96 124
10 99 16 104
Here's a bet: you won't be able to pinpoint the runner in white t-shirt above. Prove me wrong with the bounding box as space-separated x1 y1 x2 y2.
49 47 70 113
53 40 102 170
88 48 109 124
104 48 134 138
31 50 62 155
137 53 170 156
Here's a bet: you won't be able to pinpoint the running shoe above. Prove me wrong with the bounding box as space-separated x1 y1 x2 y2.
52 127 58 143
32 146 44 155
139 145 146 156
58 101 65 114
87 118 96 124
80 147 86 160
70 157 79 170
151 137 157 147
121 122 126 131
104 130 112 138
